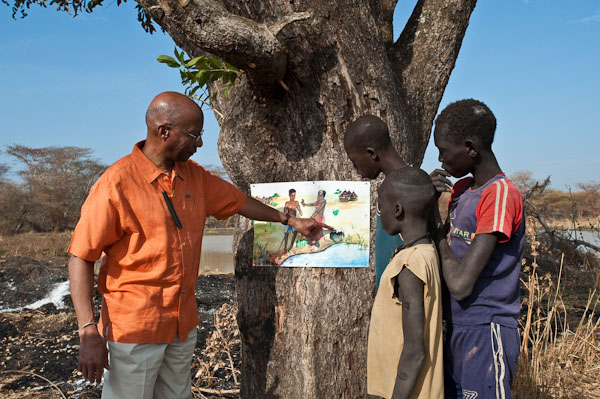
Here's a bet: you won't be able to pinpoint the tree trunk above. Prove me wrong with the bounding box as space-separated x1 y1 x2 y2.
137 0 477 397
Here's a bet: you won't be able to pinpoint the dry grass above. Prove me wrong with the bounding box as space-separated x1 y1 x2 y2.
192 303 241 399
0 231 71 259
514 218 600 398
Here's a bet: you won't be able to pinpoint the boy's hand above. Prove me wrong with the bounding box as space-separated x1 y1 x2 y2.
430 169 453 195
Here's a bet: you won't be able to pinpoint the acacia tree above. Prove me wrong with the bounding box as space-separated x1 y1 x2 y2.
5 145 106 232
9 0 477 396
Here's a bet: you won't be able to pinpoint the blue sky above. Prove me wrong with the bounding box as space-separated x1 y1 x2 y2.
1 0 599 189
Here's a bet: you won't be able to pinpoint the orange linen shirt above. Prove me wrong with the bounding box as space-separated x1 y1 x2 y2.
68 141 246 344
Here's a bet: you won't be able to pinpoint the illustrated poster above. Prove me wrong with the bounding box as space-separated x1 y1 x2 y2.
251 181 370 267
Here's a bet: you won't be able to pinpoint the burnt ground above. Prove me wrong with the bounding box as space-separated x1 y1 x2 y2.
1 238 598 399
0 256 236 399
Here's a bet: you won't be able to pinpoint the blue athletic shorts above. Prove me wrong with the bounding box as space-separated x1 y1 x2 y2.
444 322 520 399
284 225 296 233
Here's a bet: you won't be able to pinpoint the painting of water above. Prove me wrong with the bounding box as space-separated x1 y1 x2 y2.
251 180 370 267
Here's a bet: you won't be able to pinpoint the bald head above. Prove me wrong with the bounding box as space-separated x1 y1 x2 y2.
344 115 392 152
379 167 436 219
145 92 204 135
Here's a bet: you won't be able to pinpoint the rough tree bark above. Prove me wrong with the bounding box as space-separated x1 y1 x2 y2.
137 0 477 397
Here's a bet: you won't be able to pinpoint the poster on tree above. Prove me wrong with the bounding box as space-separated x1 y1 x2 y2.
250 181 370 267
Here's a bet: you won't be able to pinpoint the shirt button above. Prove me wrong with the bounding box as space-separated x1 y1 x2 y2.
182 289 186 294
183 242 187 247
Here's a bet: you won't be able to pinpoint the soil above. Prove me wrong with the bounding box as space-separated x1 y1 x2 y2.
1 233 598 398
0 255 236 399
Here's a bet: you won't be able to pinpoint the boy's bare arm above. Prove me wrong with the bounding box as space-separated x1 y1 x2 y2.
434 225 499 301
297 203 303 216
391 267 426 399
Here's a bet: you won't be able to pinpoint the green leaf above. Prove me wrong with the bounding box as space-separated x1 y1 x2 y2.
189 85 200 97
193 58 210 70
207 57 222 70
186 56 203 68
224 60 236 70
157 55 180 68
210 71 224 81
223 87 228 99
174 48 186 64
195 71 210 87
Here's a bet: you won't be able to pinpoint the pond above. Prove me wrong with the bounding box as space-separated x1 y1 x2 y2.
281 243 369 267
571 230 600 246
200 234 234 275
200 237 370 271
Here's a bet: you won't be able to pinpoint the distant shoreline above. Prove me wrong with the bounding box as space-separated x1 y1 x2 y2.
204 227 236 236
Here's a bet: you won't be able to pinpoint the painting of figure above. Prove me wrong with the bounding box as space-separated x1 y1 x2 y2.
251 181 370 267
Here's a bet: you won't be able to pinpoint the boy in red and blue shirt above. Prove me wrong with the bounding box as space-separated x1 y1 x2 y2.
431 99 524 399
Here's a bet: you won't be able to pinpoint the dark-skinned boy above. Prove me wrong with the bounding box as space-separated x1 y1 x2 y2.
367 167 444 399
344 115 408 287
431 99 524 399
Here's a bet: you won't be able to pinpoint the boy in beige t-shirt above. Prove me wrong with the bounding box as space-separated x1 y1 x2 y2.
367 167 444 399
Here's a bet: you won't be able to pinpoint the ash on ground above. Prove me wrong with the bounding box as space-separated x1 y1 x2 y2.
0 256 238 399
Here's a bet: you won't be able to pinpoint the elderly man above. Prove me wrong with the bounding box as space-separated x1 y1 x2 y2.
68 92 328 398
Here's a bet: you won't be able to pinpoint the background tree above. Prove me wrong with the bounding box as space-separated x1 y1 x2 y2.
0 164 30 235
577 181 600 218
7 0 477 396
3 146 106 233
511 170 537 194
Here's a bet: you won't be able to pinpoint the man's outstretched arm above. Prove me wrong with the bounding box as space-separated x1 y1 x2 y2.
68 255 109 384
238 197 333 239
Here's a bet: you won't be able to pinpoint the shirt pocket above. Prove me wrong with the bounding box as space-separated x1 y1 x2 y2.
182 193 206 235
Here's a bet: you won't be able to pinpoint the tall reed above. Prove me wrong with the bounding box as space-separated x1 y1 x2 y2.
514 218 600 398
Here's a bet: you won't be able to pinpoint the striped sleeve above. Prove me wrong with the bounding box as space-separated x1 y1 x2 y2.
475 178 523 243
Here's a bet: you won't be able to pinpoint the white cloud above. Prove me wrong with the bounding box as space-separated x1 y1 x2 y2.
576 13 600 23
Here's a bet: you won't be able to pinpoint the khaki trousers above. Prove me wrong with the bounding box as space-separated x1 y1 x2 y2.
102 328 197 399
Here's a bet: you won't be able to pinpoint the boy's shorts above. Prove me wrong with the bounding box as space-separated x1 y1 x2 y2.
444 322 519 399
284 225 296 233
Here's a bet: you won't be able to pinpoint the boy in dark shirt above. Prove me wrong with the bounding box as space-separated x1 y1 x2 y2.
431 99 525 399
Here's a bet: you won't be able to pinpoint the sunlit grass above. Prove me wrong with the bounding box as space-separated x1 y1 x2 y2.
514 219 600 398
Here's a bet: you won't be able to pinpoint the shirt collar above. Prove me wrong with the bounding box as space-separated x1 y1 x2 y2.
131 141 186 184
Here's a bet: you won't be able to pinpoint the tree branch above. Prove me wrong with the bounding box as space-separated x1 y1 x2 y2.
526 198 557 248
388 0 477 165
380 0 399 47
137 0 305 88
268 11 312 36
526 198 600 254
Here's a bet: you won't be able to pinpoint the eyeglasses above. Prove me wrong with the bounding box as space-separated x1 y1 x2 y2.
187 130 204 144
